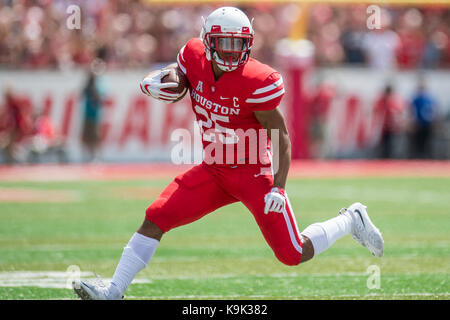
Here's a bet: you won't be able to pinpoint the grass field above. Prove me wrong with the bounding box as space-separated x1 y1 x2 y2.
0 162 449 300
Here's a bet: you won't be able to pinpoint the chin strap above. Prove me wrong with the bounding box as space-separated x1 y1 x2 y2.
212 51 239 71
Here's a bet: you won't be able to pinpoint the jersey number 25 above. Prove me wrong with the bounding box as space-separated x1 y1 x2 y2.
194 105 239 144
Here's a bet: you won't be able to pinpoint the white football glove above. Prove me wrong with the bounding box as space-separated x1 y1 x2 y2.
264 187 287 214
140 69 182 104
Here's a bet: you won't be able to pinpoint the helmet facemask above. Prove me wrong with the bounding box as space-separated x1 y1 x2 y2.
200 8 254 72
205 33 253 72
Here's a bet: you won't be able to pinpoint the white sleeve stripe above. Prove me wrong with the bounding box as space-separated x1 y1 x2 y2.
246 88 285 103
179 45 186 62
252 78 283 95
177 53 187 74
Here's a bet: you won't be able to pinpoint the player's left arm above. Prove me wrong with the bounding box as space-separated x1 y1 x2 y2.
254 108 292 214
254 107 291 189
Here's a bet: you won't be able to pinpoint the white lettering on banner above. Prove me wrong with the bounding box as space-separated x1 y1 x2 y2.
1 69 449 162
0 71 198 162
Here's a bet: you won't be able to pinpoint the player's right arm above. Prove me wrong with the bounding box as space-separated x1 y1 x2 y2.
140 63 183 103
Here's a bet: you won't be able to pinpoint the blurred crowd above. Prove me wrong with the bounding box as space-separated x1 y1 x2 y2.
0 1 449 163
0 0 449 70
309 4 450 69
0 0 295 69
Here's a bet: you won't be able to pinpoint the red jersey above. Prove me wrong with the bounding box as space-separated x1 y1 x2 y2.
177 38 285 166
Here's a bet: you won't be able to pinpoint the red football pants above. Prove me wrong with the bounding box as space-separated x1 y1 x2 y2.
145 163 303 265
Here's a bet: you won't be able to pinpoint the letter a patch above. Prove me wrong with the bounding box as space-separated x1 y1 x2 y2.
196 81 203 93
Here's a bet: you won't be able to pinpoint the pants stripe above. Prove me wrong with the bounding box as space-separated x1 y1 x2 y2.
281 194 303 254
268 148 302 255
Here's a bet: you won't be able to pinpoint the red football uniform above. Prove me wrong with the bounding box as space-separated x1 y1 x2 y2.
177 38 284 166
145 38 303 266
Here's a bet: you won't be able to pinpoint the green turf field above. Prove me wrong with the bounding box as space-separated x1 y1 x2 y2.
0 176 448 300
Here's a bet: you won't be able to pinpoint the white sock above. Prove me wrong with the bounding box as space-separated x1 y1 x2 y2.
301 212 353 256
108 232 159 298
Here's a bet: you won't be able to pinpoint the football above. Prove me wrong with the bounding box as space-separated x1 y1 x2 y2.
161 66 189 98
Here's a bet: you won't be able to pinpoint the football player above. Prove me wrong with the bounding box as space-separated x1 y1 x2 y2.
73 7 384 300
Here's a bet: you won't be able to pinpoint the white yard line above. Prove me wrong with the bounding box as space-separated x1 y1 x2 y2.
0 271 151 289
0 270 448 300
0 270 366 288
126 292 449 299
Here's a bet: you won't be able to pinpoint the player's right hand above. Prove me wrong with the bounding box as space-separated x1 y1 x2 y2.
140 69 181 103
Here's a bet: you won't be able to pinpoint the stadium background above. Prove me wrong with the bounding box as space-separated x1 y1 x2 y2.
0 0 449 300
1 0 449 162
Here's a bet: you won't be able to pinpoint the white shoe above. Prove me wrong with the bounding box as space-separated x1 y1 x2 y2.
341 202 384 257
72 278 123 300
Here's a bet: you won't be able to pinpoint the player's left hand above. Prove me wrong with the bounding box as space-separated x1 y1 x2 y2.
264 187 287 214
